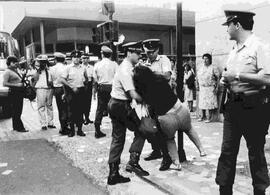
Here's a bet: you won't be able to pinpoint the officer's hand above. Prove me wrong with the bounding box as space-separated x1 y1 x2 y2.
222 70 236 83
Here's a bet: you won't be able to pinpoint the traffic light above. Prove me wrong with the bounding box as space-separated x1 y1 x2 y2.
93 20 119 44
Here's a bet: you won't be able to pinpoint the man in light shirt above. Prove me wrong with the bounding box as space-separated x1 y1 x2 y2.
50 52 69 135
93 46 118 138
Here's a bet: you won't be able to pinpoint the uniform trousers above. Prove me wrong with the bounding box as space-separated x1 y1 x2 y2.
215 98 270 191
36 88 54 127
83 81 93 120
94 84 112 126
108 98 145 164
66 87 84 128
54 87 69 130
9 89 25 130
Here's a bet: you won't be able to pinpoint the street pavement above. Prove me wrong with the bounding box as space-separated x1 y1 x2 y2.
0 98 270 195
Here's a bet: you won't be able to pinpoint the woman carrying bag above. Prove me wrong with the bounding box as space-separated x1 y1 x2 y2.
3 56 28 132
133 65 206 170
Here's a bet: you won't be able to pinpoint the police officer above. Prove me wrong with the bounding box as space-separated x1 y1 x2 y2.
51 52 69 135
81 53 94 125
141 39 173 170
107 42 149 185
61 50 88 137
93 46 118 138
216 10 270 195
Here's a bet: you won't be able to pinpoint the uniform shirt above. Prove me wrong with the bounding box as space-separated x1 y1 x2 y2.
110 59 135 100
50 62 66 87
35 69 52 89
62 63 87 88
146 55 172 73
226 34 270 94
93 58 118 85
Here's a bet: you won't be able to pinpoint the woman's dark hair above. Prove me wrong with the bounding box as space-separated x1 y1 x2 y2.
202 53 212 64
6 56 18 66
133 65 156 97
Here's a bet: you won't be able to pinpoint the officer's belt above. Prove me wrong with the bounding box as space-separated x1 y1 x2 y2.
228 91 266 103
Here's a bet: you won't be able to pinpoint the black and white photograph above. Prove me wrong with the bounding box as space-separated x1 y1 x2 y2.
0 0 270 194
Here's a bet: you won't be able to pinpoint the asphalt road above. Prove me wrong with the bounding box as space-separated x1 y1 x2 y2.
0 139 107 195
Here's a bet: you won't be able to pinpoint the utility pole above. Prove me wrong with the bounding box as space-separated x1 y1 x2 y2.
176 2 187 162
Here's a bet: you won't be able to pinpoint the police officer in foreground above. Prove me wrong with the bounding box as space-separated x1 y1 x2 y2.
107 42 149 185
93 46 118 138
216 10 270 195
61 50 88 137
141 39 173 170
51 52 69 135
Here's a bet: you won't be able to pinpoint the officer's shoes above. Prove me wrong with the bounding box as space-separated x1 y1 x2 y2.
107 174 130 185
126 163 149 176
95 131 106 138
144 150 162 161
59 130 69 136
77 130 86 136
159 157 172 171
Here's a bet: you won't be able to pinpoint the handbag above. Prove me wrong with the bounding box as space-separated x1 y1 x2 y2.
139 116 158 134
126 105 140 132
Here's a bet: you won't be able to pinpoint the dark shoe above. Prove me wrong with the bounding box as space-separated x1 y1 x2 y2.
144 150 162 161
59 130 69 136
68 124 75 137
95 131 106 138
77 130 86 136
126 152 149 176
41 126 47 130
219 185 232 195
17 129 29 133
159 157 172 171
48 125 56 128
107 163 130 185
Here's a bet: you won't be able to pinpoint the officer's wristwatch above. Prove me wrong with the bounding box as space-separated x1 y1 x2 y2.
235 72 240 81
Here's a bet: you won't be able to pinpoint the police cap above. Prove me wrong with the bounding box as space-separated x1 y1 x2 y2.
101 46 113 53
70 50 82 58
142 39 160 52
122 41 142 53
54 52 66 59
222 10 255 26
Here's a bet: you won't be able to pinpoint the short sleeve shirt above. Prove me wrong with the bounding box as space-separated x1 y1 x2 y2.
93 58 118 85
146 55 172 73
50 62 66 87
62 63 86 88
226 34 270 94
110 59 135 100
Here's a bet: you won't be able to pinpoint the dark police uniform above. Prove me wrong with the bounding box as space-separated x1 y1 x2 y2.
93 46 118 138
62 50 88 137
51 52 69 135
107 42 149 185
216 10 270 195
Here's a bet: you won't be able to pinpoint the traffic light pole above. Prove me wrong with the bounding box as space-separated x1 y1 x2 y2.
176 2 187 162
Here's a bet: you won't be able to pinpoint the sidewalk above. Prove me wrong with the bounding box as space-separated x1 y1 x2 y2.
0 98 270 195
